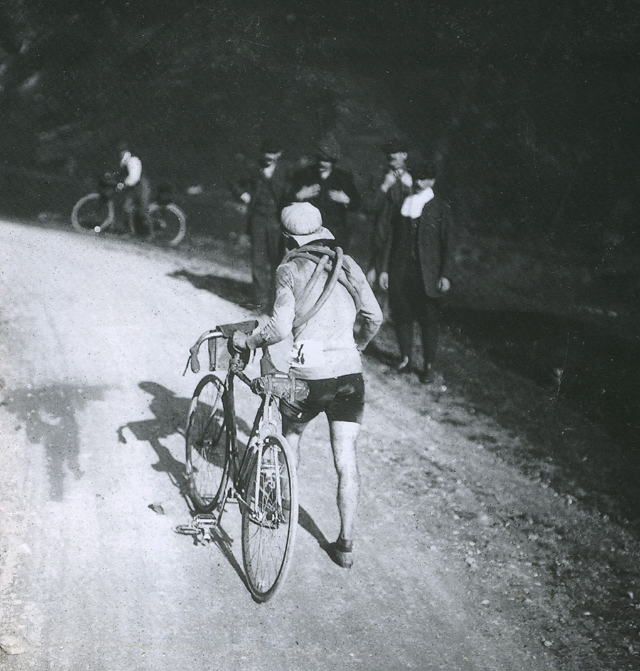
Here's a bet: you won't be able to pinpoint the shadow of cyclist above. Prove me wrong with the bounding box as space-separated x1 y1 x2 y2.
169 269 255 310
2 383 105 502
117 381 193 505
298 506 332 556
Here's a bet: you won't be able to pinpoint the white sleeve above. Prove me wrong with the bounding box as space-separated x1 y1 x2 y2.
246 265 296 349
124 156 142 187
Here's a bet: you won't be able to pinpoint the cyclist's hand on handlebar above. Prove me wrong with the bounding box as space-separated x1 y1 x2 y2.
228 330 251 372
231 330 249 353
116 182 125 192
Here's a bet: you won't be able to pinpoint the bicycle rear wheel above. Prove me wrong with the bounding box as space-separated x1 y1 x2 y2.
185 375 230 513
148 202 186 246
241 433 298 602
71 193 115 234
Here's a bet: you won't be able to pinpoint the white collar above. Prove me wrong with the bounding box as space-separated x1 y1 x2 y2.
401 187 434 219
262 162 277 179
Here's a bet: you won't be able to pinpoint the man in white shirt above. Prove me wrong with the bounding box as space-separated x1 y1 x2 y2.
117 141 151 235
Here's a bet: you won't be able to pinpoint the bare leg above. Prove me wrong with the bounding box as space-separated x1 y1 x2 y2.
282 414 308 469
283 414 361 567
328 420 361 542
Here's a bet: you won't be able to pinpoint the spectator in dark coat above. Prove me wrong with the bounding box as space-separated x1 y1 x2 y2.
291 134 361 254
231 139 291 315
378 161 455 383
366 139 414 287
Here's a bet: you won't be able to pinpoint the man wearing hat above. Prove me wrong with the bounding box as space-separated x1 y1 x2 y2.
366 138 414 287
233 202 383 569
231 139 291 314
290 134 361 254
378 161 455 382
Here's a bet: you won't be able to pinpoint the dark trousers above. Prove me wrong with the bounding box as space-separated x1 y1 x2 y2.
122 177 151 233
388 259 440 371
251 221 283 314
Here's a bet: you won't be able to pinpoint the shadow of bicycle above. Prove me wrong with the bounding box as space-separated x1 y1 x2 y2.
118 381 261 590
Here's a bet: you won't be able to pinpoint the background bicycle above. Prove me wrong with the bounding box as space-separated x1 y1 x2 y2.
177 320 308 602
70 173 187 245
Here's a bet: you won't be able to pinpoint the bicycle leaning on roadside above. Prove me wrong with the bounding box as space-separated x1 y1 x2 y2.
176 320 308 602
70 173 187 245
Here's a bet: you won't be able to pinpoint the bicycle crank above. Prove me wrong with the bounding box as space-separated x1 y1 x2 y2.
174 514 233 546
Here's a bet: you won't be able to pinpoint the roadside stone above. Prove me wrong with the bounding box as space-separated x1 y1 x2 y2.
0 634 30 655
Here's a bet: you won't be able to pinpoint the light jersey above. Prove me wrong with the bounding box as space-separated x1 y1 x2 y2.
120 152 142 187
246 246 383 380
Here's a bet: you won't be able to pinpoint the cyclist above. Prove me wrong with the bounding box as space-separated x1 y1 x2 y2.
116 140 151 235
233 202 383 569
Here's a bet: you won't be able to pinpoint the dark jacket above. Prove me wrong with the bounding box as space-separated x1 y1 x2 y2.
291 164 361 248
231 162 292 236
367 169 413 273
383 194 455 298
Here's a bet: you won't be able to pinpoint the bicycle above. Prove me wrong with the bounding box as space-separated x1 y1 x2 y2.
70 173 187 246
177 320 308 602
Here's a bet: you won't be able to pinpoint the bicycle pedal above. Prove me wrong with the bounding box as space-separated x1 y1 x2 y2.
174 523 201 537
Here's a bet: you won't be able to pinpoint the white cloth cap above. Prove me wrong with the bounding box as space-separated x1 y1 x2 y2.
281 202 323 235
281 203 335 245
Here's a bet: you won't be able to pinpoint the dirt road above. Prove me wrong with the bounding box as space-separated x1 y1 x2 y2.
0 220 629 670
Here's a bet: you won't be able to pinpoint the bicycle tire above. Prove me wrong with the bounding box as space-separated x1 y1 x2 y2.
241 433 298 602
71 193 115 234
148 202 186 246
185 375 230 513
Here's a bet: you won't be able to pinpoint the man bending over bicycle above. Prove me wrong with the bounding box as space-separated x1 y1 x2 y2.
116 140 151 235
233 202 383 568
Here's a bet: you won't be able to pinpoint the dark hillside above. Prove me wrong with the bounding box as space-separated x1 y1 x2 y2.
1 1 639 468
1 1 639 248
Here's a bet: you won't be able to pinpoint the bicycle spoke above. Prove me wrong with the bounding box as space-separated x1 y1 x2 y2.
241 434 298 601
71 194 114 233
185 375 229 512
149 203 186 245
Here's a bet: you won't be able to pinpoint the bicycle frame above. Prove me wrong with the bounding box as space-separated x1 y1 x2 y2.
223 375 285 521
180 321 304 601
184 321 286 524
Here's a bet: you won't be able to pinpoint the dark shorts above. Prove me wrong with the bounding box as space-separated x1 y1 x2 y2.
280 373 365 425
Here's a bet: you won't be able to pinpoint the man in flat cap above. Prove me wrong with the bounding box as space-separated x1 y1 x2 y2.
233 202 383 569
366 139 414 292
290 134 361 254
231 139 291 315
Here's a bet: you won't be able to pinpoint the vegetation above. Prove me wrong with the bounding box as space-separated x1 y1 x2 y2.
1 0 639 255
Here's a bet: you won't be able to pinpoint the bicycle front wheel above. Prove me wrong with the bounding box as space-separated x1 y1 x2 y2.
71 193 115 234
148 202 186 246
241 433 298 602
185 375 230 513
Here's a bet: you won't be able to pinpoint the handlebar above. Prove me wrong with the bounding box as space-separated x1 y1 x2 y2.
184 320 259 375
185 319 309 404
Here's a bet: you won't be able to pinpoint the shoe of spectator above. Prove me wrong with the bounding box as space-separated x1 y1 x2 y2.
419 365 435 384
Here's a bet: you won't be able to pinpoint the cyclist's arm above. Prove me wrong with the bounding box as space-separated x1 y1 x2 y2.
123 156 142 187
245 265 296 350
352 264 383 350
